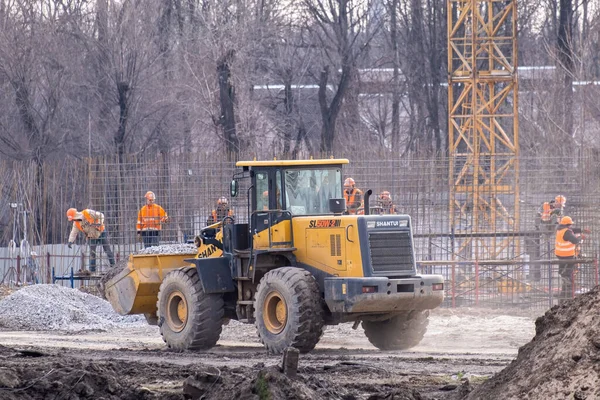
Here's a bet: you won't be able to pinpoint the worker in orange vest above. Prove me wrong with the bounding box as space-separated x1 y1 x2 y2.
343 178 363 215
555 216 590 302
376 191 400 214
538 195 566 226
66 208 115 272
137 191 169 248
207 196 234 225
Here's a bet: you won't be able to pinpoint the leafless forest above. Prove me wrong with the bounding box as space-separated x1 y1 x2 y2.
1 0 600 247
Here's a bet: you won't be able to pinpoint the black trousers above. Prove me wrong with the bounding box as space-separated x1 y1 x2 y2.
557 255 576 300
89 232 115 272
141 230 160 248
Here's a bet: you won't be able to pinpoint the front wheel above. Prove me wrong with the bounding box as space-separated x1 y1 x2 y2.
362 310 429 350
254 267 325 354
157 267 224 350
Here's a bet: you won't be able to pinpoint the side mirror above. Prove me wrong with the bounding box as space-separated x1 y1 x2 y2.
329 198 346 214
230 179 239 198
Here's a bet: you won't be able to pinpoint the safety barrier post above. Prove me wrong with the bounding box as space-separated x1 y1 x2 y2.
451 264 456 308
70 267 74 288
571 266 576 299
46 252 51 284
474 260 479 306
548 261 553 309
16 255 21 286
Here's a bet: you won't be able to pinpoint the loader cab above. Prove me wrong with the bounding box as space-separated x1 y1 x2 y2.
231 159 349 250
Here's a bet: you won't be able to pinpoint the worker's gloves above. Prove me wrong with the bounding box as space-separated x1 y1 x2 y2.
67 242 73 249
580 234 587 240
583 228 592 234
162 216 170 223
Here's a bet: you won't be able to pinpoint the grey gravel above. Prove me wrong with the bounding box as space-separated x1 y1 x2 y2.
0 284 145 332
136 243 197 255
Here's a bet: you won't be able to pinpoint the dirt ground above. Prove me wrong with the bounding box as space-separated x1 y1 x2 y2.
0 289 538 400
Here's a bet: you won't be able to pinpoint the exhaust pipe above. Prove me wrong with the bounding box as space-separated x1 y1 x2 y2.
364 189 372 215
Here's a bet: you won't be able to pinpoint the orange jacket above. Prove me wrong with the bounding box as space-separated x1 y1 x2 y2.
344 188 363 214
555 227 577 257
207 208 234 225
540 202 552 222
69 209 105 241
137 204 168 231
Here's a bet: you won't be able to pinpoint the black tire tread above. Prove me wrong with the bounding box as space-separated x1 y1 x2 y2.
157 267 224 350
362 310 429 351
254 267 325 354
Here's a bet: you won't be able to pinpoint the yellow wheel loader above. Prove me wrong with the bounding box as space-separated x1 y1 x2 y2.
105 158 444 354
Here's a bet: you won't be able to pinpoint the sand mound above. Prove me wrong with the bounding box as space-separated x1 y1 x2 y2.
467 286 600 400
0 284 144 332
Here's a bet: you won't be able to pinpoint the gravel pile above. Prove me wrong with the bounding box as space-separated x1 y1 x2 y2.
0 284 145 332
136 243 197 255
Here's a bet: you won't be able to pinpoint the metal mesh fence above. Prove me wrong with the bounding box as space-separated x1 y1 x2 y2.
1 151 599 309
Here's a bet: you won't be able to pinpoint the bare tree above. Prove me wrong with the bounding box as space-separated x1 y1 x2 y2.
303 0 377 153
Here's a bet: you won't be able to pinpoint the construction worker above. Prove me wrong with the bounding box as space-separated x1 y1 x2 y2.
377 191 399 214
538 195 566 226
67 208 115 272
529 194 567 281
555 216 590 303
343 178 363 215
137 191 169 248
207 196 234 225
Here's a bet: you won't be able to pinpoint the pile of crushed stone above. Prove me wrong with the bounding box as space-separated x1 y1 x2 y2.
467 286 600 400
136 243 197 255
0 284 144 332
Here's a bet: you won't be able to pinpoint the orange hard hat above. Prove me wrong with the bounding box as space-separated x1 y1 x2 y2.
145 191 156 201
555 195 566 205
344 178 355 187
560 216 573 225
217 196 228 205
66 208 77 221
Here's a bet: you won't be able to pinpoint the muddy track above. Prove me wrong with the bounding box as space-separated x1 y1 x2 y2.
0 324 526 400
0 340 511 400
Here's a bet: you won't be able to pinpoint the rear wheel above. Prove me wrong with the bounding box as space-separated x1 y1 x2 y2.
362 310 429 350
157 268 224 350
255 267 324 354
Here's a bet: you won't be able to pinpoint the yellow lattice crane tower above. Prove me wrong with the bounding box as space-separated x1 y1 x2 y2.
447 0 519 260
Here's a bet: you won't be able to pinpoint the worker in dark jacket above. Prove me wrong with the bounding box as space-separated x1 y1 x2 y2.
555 216 589 303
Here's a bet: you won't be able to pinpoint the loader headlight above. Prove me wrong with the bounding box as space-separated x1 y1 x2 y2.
432 283 444 291
362 286 378 293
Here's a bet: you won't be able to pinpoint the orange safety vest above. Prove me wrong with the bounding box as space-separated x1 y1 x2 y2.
540 202 552 222
344 188 363 214
137 204 167 231
75 210 105 233
211 209 234 222
555 228 576 257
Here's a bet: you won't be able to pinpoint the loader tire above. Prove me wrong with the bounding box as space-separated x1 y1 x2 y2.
362 310 429 351
254 267 324 354
157 267 224 351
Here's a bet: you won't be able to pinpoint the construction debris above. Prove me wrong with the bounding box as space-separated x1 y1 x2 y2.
0 284 144 332
467 286 600 400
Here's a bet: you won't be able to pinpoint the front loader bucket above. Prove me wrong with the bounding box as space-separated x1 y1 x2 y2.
104 253 197 316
